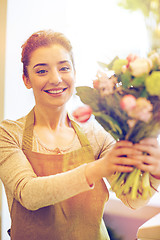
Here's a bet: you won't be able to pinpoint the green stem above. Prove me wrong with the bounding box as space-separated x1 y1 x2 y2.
112 173 127 195
131 168 141 200
111 172 122 189
123 168 137 194
125 119 138 141
142 172 152 199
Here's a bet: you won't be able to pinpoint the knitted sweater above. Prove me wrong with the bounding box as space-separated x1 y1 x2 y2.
0 114 159 213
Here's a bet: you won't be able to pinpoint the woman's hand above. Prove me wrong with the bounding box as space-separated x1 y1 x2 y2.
100 140 143 176
133 137 160 179
85 140 143 185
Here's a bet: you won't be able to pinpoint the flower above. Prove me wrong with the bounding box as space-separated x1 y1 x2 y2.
129 58 152 77
126 53 139 67
75 50 160 200
120 96 153 124
93 70 117 96
112 59 128 75
127 98 153 123
93 79 100 89
72 105 92 123
148 51 160 68
145 71 160 96
120 94 137 111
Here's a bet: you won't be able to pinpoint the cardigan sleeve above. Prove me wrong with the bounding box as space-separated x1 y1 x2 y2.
0 120 93 211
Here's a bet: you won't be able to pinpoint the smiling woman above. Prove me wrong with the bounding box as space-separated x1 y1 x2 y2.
0 29 160 240
2 1 160 239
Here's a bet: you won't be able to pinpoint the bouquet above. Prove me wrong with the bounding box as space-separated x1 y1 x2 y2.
75 51 160 200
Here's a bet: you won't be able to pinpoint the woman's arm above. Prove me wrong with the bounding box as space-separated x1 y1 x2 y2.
0 124 92 211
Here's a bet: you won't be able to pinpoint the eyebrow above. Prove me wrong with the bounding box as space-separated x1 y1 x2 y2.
33 60 72 69
33 63 47 69
59 60 72 65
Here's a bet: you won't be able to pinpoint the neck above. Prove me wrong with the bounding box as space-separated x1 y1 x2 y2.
34 105 69 130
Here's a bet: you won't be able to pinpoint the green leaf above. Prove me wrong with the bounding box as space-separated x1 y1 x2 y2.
93 112 123 140
121 71 132 88
140 88 148 98
131 75 146 87
126 119 160 143
76 86 100 112
98 56 119 70
112 59 128 75
97 61 109 70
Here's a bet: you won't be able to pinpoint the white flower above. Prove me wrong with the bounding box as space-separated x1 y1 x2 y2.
149 52 160 67
129 58 152 77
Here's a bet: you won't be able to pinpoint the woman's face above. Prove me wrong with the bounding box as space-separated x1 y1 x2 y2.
23 44 76 109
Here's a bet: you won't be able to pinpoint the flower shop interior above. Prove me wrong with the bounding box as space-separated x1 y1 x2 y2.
1 0 160 239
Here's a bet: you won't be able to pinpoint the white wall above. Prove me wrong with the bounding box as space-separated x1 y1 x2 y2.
4 0 150 120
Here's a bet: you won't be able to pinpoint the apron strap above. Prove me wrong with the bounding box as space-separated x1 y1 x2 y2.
68 113 91 147
22 108 91 151
22 108 35 151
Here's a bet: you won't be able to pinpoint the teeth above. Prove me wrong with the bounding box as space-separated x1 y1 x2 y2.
46 89 64 94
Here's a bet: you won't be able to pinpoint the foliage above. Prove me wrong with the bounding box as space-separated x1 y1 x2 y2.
117 0 160 24
76 51 160 200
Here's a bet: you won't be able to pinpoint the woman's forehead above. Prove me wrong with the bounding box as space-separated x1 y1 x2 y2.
29 45 72 66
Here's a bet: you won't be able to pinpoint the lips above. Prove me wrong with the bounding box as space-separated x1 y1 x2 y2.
44 88 67 94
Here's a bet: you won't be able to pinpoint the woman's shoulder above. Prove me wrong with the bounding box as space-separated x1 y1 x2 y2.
0 115 26 131
76 118 115 157
0 115 27 144
78 118 112 140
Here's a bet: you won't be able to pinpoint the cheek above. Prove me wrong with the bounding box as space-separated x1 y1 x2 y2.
32 77 47 90
66 74 76 87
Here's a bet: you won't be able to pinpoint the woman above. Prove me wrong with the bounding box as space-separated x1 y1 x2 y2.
0 30 160 240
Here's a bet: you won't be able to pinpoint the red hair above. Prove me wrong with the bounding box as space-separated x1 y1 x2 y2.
21 30 75 77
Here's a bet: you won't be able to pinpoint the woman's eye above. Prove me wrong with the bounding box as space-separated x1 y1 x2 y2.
60 66 70 72
37 69 47 74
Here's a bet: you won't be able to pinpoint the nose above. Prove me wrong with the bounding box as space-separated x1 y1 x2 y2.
49 68 62 85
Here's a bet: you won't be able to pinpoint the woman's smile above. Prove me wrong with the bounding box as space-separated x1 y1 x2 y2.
43 87 68 96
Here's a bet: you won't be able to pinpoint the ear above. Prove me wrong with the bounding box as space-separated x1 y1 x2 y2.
23 74 32 89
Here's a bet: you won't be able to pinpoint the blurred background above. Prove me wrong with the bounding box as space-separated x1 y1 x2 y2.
0 0 160 239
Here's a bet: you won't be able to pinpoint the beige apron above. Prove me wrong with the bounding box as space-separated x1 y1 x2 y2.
10 109 110 240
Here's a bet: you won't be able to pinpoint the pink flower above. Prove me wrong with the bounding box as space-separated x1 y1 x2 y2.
96 70 109 82
128 98 153 123
126 53 139 68
72 105 92 123
99 79 115 96
120 95 137 111
94 71 117 96
93 79 100 89
121 96 153 124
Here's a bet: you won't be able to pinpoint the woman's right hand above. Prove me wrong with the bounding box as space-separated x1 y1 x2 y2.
85 140 142 186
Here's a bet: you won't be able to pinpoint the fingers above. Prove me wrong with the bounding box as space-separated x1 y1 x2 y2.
139 137 160 147
113 165 134 173
135 154 160 177
112 155 141 166
105 139 160 177
106 141 145 172
134 139 160 158
112 141 143 158
115 140 133 148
